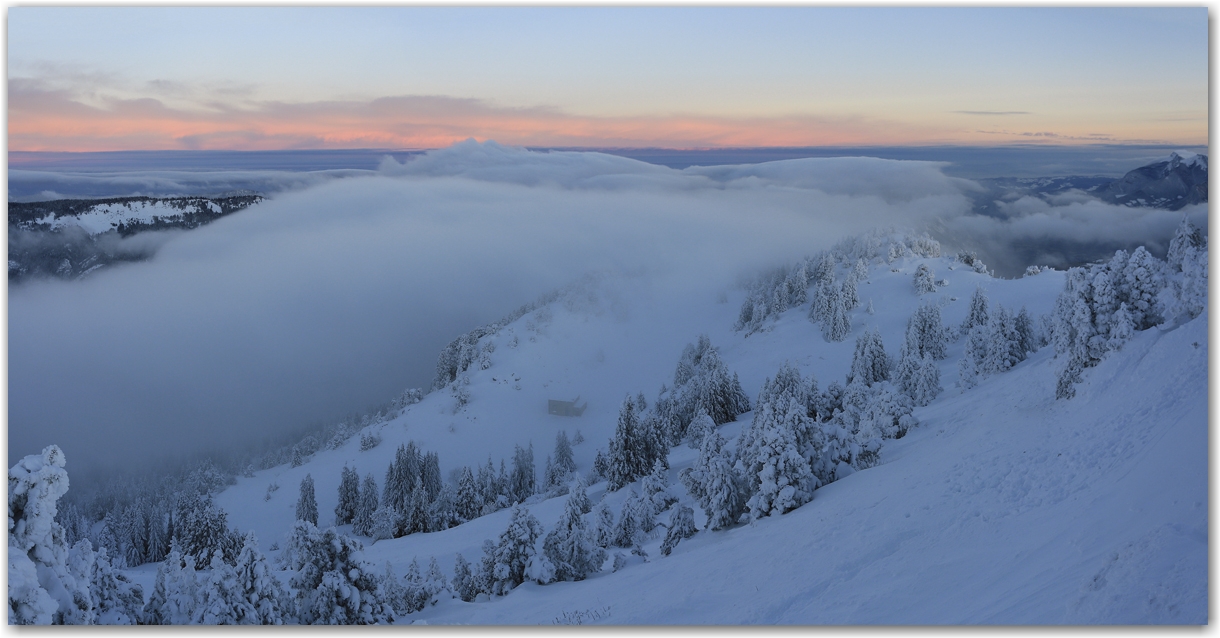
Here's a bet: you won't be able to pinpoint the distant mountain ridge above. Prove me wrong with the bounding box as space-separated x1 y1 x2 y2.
8 194 263 283
1098 152 1208 210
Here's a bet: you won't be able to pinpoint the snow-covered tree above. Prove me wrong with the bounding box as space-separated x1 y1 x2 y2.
398 558 427 614
173 491 237 567
353 474 378 537
553 431 576 476
641 460 678 515
335 466 360 527
743 398 816 520
848 328 889 386
659 506 698 557
192 550 245 624
424 557 451 605
679 432 747 531
607 396 646 491
452 554 477 602
486 505 544 596
913 263 936 295
296 474 318 526
509 444 536 504
905 302 947 361
230 532 288 625
1165 215 1205 271
962 285 989 335
455 467 482 523
686 410 717 449
288 523 392 625
611 492 645 548
90 546 143 625
592 501 616 549
143 546 199 625
543 488 606 582
8 445 95 625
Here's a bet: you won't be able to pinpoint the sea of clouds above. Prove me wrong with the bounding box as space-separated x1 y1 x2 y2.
7 141 1205 474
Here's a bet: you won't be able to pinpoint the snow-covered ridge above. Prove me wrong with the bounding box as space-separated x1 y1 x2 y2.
16 221 1206 624
11 195 264 236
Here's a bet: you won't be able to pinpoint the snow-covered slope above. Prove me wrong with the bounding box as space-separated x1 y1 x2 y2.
204 245 1205 624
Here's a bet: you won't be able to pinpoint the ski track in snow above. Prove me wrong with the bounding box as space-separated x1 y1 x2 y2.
193 254 1205 625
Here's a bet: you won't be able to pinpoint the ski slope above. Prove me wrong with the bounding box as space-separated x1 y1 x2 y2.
206 252 1206 624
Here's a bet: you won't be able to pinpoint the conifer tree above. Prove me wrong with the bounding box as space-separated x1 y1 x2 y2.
509 444 536 504
452 554 477 602
962 285 990 335
335 466 360 526
289 524 392 625
455 466 482 522
353 474 379 537
90 546 144 625
744 398 815 520
607 396 644 491
296 474 318 526
913 263 936 295
848 328 889 386
659 506 698 556
231 532 287 625
488 505 544 596
543 488 606 582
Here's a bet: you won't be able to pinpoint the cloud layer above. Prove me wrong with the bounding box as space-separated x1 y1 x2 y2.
9 142 1204 475
8 142 973 475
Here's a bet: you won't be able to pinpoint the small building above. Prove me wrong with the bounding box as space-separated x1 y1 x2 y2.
548 396 588 417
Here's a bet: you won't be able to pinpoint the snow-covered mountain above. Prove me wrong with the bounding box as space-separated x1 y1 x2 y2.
122 230 1200 624
1098 152 1208 210
9 148 1206 625
8 194 263 282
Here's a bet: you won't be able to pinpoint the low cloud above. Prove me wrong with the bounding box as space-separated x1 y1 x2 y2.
8 142 974 475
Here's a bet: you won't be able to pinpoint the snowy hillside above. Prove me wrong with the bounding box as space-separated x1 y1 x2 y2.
166 231 1204 624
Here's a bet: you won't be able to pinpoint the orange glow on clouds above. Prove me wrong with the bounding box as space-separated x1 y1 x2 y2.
8 84 1204 152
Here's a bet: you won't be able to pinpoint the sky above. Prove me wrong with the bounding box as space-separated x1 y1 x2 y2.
7 6 1209 151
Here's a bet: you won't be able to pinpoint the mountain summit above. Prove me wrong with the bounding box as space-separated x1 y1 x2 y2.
1100 152 1208 210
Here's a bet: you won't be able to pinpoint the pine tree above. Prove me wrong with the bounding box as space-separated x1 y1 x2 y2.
744 398 815 520
659 505 698 556
8 445 95 625
173 491 235 566
400 559 427 613
231 532 287 625
424 557 451 605
289 524 392 625
905 302 947 361
296 474 318 526
335 466 360 526
959 323 989 389
510 444 536 504
913 263 936 295
488 505 544 596
612 492 644 548
592 500 616 549
848 328 889 386
91 546 144 625
686 410 716 449
962 285 989 335
1167 215 1206 272
455 466 482 522
641 459 678 515
353 473 379 537
680 432 747 531
421 452 443 503
553 430 576 475
607 396 644 491
1108 302 1135 350
543 488 606 582
452 554 477 602
193 550 245 624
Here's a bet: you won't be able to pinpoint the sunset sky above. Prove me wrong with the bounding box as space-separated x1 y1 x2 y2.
8 6 1209 152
